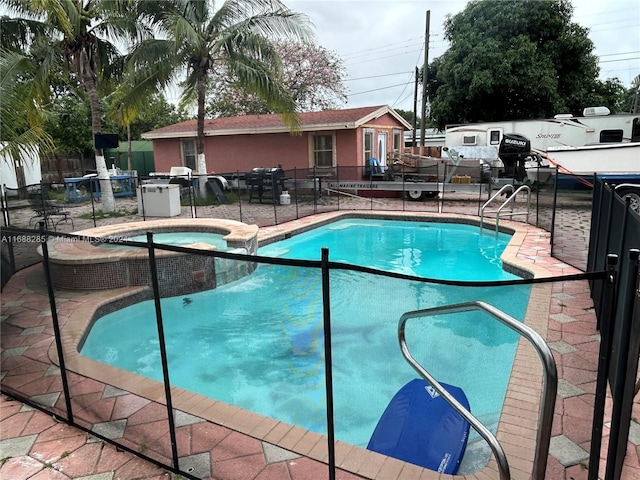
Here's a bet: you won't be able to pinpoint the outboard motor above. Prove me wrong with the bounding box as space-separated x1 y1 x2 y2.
498 133 531 182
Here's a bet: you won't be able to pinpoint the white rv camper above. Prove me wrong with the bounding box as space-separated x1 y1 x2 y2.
444 107 640 156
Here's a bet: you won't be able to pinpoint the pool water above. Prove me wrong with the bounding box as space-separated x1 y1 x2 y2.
101 232 230 250
81 219 530 472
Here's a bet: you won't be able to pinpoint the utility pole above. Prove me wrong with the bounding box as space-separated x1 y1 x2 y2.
412 67 419 148
419 10 430 152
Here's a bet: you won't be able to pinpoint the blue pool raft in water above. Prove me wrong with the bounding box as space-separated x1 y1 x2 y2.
367 379 470 474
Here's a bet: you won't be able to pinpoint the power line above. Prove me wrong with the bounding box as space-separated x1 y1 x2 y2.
342 36 446 62
599 56 640 63
598 51 640 58
349 82 409 97
347 48 424 66
341 36 424 59
392 42 425 107
343 43 424 64
344 71 414 82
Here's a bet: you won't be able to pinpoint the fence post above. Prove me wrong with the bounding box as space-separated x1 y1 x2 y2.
146 232 180 471
321 248 336 480
236 170 243 223
139 180 146 221
189 173 196 218
313 166 318 215
271 171 278 225
588 254 619 480
1 184 16 273
89 180 97 227
549 171 559 256
38 223 74 424
293 168 299 219
597 184 618 324
605 249 640 480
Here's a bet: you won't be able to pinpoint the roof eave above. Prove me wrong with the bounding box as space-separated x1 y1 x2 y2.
142 123 360 139
355 106 413 130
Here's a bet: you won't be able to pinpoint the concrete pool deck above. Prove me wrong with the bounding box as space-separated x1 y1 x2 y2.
2 208 640 479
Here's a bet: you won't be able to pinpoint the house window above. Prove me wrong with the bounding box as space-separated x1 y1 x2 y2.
364 129 374 162
393 130 402 152
312 134 334 168
182 139 196 170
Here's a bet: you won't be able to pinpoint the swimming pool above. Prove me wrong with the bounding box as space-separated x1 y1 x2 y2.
80 219 531 472
41 218 259 291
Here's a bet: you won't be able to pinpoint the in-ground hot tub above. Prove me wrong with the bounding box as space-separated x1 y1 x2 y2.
40 219 259 295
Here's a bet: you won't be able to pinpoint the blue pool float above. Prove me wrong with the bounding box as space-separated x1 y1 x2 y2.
367 378 470 474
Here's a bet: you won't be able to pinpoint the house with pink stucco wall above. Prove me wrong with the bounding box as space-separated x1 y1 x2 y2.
141 105 412 176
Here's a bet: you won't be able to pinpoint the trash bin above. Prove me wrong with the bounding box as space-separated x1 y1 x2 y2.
137 184 181 217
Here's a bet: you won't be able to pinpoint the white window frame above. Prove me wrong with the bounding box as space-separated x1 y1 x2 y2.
181 139 196 170
363 128 374 164
393 129 402 152
310 132 335 168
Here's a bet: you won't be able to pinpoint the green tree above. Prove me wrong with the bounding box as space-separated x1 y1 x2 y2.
0 49 55 188
125 94 189 140
44 92 94 154
393 109 417 127
2 0 151 211
125 0 311 196
106 89 188 171
428 0 615 128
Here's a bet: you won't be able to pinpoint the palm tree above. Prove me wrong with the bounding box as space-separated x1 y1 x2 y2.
1 0 152 212
125 0 312 196
0 48 55 191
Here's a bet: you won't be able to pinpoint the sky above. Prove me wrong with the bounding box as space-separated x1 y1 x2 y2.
286 0 640 112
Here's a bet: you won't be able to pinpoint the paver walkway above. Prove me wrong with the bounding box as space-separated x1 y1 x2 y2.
2 196 639 480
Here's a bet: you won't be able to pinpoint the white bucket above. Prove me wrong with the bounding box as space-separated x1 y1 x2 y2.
279 191 291 205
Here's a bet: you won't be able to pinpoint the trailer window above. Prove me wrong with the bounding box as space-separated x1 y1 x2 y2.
600 129 623 143
632 118 640 142
489 130 501 145
312 134 334 168
462 135 477 145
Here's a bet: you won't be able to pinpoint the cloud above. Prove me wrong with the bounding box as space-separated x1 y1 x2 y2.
287 0 640 111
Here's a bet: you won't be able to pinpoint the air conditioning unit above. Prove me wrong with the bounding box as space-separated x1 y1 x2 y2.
583 106 611 117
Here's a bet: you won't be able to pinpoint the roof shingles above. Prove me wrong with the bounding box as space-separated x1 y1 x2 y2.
143 105 406 138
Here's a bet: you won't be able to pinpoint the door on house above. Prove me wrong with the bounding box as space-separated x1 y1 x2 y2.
378 133 388 169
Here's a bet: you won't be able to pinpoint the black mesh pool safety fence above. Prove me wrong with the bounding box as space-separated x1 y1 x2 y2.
2 211 637 479
1 172 639 478
1 167 595 278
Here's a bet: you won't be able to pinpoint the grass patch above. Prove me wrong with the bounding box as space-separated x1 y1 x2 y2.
79 207 137 220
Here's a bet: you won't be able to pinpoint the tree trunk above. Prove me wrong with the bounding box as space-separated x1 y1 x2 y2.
82 51 115 212
196 71 208 197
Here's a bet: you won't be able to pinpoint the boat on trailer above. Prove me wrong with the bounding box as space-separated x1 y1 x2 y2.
545 142 640 182
367 378 470 474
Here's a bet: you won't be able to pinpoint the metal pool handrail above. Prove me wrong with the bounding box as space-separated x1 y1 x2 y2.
480 184 532 233
398 300 558 480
